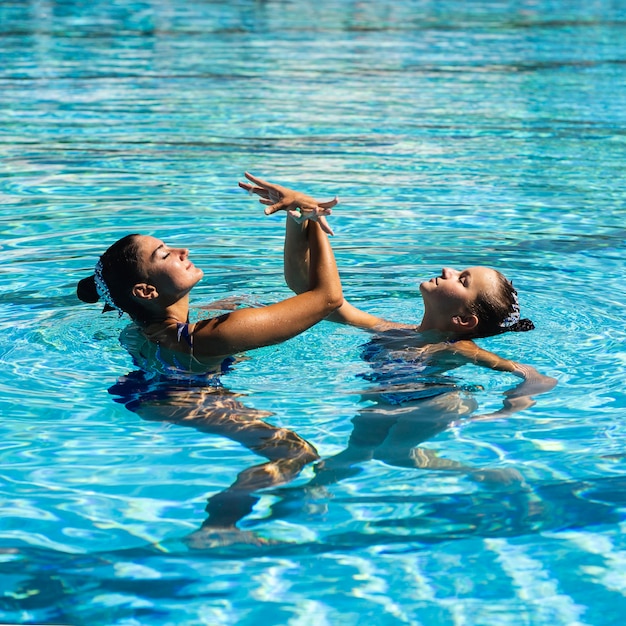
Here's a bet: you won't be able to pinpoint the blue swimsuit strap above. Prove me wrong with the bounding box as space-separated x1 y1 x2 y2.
176 321 235 374
176 322 193 348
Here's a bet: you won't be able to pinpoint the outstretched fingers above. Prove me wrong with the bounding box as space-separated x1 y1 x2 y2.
239 171 338 233
238 181 267 197
239 173 286 214
238 181 273 202
243 171 278 190
263 201 290 216
317 196 339 210
318 215 335 236
288 209 335 236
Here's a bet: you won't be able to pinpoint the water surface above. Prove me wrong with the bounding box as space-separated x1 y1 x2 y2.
1 1 626 624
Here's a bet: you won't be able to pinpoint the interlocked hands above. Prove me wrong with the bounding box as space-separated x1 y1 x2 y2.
239 172 338 235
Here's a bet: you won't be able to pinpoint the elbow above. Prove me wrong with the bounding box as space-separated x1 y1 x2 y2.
325 291 344 315
309 279 343 315
542 375 558 391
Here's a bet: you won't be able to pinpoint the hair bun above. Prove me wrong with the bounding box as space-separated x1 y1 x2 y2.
76 275 100 303
509 318 535 333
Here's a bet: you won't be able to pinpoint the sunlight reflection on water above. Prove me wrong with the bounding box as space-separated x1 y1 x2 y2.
1 0 626 624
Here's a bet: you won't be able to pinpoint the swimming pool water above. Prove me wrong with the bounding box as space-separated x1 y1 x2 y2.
1 1 626 624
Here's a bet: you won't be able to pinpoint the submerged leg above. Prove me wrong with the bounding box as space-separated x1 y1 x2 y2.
201 420 319 527
126 385 319 536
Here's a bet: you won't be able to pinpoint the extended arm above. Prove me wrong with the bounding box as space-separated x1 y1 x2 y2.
289 225 411 331
190 218 343 359
446 340 557 417
281 202 410 331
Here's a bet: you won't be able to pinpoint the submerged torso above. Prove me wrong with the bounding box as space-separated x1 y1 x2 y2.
110 324 238 419
359 331 479 406
121 322 235 378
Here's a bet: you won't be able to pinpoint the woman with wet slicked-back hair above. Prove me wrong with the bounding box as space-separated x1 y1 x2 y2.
240 173 557 496
241 172 557 416
76 172 343 541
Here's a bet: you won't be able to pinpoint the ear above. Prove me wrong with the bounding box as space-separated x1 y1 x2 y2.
451 313 479 334
132 283 159 301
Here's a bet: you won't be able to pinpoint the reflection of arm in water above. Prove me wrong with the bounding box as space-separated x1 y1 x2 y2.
241 177 554 492
308 387 524 490
76 173 345 545
440 338 556 417
196 412 319 544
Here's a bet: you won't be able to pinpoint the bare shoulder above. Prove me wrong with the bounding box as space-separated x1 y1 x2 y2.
443 339 517 372
442 339 481 358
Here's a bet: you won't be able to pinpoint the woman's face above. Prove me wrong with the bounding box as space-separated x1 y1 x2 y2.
135 235 204 302
420 266 500 320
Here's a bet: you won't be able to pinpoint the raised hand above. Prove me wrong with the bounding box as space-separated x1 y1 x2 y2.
239 172 338 235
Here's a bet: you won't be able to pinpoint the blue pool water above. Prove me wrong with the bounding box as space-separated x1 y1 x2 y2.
1 0 626 624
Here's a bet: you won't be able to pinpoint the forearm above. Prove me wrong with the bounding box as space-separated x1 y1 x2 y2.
284 216 310 294
283 218 397 330
326 300 405 330
449 342 557 397
190 222 341 359
469 368 556 422
307 221 342 305
283 216 342 302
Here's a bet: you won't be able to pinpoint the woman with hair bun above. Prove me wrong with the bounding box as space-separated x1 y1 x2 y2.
76 183 342 373
76 173 343 541
242 173 544 360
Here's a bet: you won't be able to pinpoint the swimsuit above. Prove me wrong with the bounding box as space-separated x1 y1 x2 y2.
359 338 477 405
109 323 235 412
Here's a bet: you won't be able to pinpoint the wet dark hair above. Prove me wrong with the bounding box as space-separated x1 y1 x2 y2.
467 270 535 339
76 234 148 321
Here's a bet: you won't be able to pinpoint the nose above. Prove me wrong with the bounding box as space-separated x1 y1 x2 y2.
178 248 189 259
441 267 457 279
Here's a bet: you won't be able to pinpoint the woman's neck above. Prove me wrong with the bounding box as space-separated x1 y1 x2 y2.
417 315 459 343
137 297 191 328
418 312 446 334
